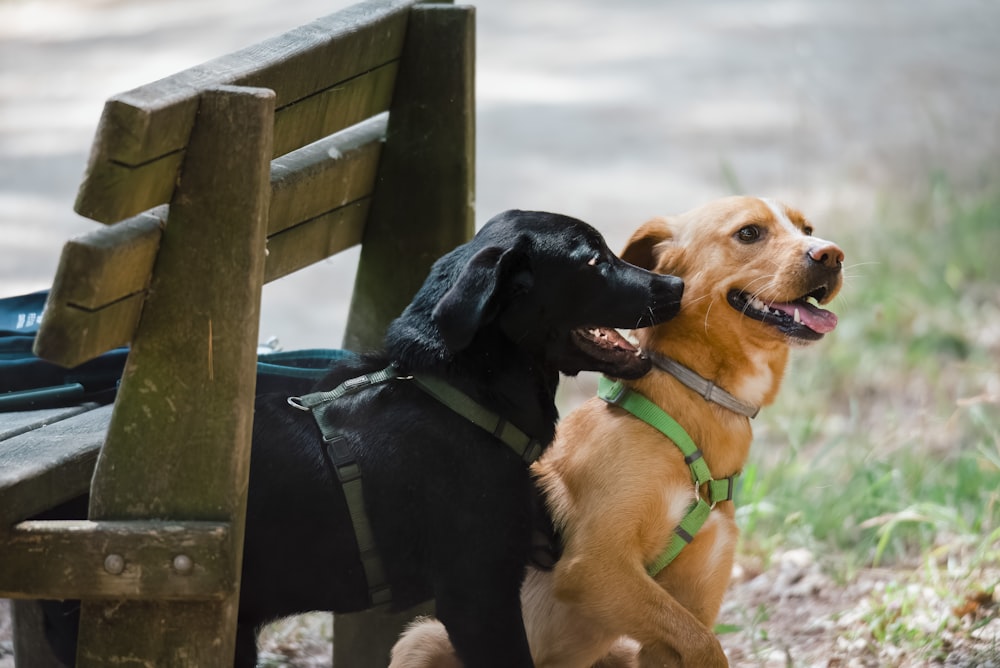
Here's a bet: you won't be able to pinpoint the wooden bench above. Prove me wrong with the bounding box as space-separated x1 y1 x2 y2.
0 0 474 664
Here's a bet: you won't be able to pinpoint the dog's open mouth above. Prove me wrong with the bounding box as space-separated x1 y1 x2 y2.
727 287 838 342
568 326 650 378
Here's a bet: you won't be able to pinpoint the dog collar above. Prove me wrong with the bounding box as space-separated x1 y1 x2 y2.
646 352 759 419
598 376 738 576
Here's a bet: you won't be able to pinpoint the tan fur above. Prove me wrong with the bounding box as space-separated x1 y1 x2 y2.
391 196 844 668
390 617 464 668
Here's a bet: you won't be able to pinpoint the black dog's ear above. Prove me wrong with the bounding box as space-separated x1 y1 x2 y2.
433 244 532 352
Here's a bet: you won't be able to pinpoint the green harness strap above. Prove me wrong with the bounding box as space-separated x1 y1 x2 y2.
597 376 739 577
288 364 546 607
289 365 406 607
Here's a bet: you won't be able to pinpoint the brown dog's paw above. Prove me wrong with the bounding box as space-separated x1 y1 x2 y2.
592 637 640 667
637 636 728 668
389 617 463 668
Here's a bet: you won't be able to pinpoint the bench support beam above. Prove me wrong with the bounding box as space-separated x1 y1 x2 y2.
74 85 274 667
0 520 233 600
343 4 475 350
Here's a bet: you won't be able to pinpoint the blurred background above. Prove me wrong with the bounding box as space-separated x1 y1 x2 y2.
1 0 998 664
2 0 998 347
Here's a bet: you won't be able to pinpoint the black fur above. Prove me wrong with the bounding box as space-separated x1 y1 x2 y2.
239 210 683 667
42 210 684 668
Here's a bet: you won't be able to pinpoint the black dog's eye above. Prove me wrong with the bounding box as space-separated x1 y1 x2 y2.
736 225 762 244
587 254 603 267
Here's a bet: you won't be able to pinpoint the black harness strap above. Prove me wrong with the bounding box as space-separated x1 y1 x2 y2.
288 364 546 608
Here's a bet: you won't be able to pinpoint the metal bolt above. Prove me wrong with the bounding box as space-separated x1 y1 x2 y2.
172 554 194 575
103 554 125 575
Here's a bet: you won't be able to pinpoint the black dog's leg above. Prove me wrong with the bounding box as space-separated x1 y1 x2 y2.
233 622 259 668
433 560 534 668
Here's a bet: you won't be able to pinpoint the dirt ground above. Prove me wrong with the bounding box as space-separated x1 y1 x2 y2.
2 0 999 666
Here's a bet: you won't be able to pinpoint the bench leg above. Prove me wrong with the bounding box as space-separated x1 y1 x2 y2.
11 600 68 668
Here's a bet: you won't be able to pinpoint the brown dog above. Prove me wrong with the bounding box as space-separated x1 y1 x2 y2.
391 196 844 667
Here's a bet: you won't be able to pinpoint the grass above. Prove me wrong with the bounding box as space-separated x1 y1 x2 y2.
734 177 1000 659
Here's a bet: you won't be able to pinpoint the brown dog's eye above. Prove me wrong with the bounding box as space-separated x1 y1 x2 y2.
736 225 761 243
803 226 814 236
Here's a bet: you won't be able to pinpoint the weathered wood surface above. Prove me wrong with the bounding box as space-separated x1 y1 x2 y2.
344 3 475 350
0 403 99 442
75 0 434 224
8 3 477 665
0 520 233 600
36 114 388 368
0 403 109 526
76 85 274 667
333 5 475 660
268 112 386 236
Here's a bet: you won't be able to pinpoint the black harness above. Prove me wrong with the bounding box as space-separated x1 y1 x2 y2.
287 364 544 607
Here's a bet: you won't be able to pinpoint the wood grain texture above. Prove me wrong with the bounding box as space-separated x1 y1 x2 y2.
0 404 109 525
77 85 275 668
37 117 387 367
343 4 475 351
268 112 386 235
75 0 435 223
0 520 233 600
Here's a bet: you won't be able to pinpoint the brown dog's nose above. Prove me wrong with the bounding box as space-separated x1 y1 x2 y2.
808 242 844 269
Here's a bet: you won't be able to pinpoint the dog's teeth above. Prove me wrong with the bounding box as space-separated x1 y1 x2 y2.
794 308 801 324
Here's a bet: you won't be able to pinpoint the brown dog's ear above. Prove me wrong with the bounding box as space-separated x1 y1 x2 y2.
620 217 674 271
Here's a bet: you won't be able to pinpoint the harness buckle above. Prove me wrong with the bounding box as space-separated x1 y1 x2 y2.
600 378 627 405
706 478 719 509
287 396 309 411
341 375 371 393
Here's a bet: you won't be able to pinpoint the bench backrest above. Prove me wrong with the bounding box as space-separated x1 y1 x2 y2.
7 1 475 664
36 0 474 367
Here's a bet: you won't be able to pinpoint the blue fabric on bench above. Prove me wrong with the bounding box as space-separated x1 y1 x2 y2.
0 290 355 411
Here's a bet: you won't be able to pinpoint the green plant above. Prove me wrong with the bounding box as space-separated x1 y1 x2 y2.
736 179 1000 573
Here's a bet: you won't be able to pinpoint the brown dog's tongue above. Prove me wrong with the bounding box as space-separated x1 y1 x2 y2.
770 301 838 334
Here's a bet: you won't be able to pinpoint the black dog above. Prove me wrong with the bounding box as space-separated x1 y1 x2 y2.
38 210 683 667
237 210 683 667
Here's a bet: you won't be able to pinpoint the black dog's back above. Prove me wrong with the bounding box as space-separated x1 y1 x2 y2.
42 210 683 668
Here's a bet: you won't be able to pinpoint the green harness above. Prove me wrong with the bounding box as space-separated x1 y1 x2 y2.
288 364 544 607
597 376 741 577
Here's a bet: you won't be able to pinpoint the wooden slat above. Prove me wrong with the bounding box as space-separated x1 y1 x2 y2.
0 520 233 600
33 293 144 368
76 155 184 225
49 206 164 310
344 4 475 351
32 207 162 366
36 117 386 368
269 112 386 235
75 0 433 223
0 403 99 442
272 61 397 157
265 198 370 282
0 404 111 526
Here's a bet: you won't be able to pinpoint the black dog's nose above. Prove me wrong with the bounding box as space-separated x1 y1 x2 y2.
644 274 684 326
